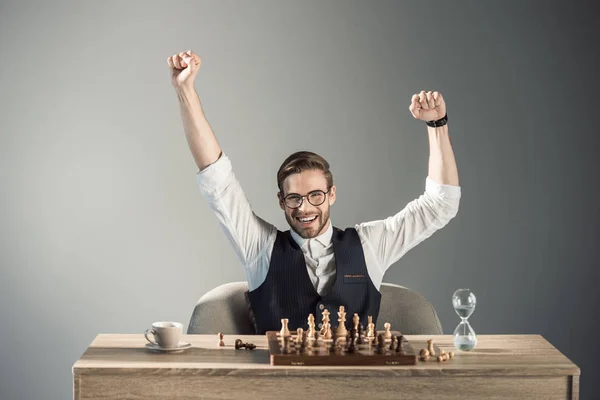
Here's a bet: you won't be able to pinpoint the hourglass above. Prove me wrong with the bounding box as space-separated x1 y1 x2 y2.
452 289 477 351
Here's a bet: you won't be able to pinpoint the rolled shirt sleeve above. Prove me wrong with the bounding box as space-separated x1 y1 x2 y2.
356 177 461 275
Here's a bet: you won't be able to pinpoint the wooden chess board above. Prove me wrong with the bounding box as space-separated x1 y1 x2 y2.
266 330 419 366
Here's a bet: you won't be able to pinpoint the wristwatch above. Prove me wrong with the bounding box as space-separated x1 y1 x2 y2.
426 113 448 128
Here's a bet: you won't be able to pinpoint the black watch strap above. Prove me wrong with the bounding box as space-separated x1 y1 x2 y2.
426 113 448 128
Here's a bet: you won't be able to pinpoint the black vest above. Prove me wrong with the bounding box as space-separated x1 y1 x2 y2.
247 226 382 334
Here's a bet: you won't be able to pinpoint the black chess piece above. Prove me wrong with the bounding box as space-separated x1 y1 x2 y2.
235 339 256 350
396 335 405 353
329 339 337 354
357 324 364 345
347 336 356 354
282 336 290 354
376 333 385 354
389 335 397 351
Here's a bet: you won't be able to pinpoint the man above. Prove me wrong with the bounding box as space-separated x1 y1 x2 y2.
168 50 461 334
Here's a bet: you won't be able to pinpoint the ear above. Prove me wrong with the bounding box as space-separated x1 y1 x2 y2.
328 185 336 206
277 191 285 211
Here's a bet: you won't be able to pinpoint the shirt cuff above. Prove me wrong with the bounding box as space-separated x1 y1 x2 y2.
195 152 232 194
425 177 462 199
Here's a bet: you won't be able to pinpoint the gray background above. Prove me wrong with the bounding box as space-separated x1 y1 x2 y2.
1 0 598 398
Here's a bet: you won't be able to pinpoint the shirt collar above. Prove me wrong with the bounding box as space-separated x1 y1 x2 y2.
290 220 333 249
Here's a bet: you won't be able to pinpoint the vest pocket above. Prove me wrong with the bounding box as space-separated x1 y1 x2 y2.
343 273 367 284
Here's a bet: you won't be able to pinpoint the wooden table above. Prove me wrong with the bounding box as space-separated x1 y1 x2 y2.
73 334 580 399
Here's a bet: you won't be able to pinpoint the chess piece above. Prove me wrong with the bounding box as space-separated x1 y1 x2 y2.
280 318 291 338
427 338 436 357
389 335 396 351
296 328 304 345
396 335 405 353
376 333 385 354
383 322 392 339
217 332 225 347
347 335 357 353
367 316 375 338
329 337 337 354
440 351 449 361
322 322 332 339
419 348 430 361
352 313 360 331
320 309 330 335
336 306 348 338
307 314 316 339
448 351 455 359
282 335 291 354
356 323 364 345
234 339 256 350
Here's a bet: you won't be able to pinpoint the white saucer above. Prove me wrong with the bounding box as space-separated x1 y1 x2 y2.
145 342 191 353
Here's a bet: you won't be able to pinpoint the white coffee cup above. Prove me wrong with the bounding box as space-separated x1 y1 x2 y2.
144 321 183 348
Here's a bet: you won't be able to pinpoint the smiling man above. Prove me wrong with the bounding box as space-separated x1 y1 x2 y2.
168 50 461 334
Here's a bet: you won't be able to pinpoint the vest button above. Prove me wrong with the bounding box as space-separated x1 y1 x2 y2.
318 323 322 328
319 304 325 310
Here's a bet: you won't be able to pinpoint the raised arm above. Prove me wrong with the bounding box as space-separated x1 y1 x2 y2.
410 91 459 187
357 90 460 274
167 50 221 171
167 51 276 270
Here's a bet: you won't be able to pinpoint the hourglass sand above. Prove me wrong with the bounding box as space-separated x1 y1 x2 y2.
452 289 477 351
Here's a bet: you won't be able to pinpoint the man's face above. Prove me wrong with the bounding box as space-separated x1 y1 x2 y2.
278 169 336 239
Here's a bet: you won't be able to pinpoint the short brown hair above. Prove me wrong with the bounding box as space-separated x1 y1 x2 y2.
277 151 333 194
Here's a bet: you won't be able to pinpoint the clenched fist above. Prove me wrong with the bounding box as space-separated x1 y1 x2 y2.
409 90 446 122
167 50 201 89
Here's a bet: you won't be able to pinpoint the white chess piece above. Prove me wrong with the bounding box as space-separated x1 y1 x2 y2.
320 309 330 335
307 314 316 339
323 322 332 339
296 328 304 345
384 322 392 339
336 306 348 338
280 318 291 338
367 316 375 338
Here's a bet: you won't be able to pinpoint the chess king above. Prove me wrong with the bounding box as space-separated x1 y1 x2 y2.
168 50 461 334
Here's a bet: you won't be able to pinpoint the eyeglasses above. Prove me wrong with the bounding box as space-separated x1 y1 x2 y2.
282 188 332 209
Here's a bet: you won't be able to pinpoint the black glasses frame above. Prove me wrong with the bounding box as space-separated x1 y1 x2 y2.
282 187 332 209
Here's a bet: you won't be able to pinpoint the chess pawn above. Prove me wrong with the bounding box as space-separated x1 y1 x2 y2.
323 322 332 339
217 332 225 347
384 322 392 339
352 313 360 331
389 335 396 351
296 328 304 345
356 324 365 345
280 318 291 338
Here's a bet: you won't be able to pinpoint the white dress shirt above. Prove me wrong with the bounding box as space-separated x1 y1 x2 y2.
197 153 461 295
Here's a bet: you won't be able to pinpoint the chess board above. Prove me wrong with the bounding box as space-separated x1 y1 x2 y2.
266 330 419 366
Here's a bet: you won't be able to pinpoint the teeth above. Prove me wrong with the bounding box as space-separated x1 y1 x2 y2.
299 216 317 222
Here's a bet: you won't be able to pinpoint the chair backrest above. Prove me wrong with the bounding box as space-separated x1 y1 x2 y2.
187 281 442 335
